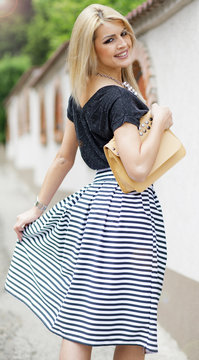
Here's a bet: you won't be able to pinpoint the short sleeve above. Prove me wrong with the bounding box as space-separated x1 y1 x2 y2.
109 88 149 132
67 95 74 122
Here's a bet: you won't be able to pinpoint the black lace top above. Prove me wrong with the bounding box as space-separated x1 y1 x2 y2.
67 85 149 170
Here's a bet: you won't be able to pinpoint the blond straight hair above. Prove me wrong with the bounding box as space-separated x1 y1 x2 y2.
67 4 140 104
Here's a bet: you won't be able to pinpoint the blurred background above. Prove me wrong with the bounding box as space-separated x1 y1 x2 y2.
0 0 199 359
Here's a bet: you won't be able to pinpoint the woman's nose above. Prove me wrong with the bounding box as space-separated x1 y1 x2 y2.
117 36 126 48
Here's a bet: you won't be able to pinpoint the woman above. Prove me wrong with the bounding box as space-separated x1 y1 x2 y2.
5 4 173 360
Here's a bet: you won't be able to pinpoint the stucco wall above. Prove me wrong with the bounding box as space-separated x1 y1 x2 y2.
140 0 199 281
30 65 95 193
6 59 95 194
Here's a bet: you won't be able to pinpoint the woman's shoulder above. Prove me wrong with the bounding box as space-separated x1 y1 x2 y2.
84 85 138 109
94 85 130 99
68 86 122 111
99 85 149 112
68 85 148 114
94 85 147 107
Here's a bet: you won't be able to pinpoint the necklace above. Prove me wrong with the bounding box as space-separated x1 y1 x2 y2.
97 72 151 137
97 72 138 96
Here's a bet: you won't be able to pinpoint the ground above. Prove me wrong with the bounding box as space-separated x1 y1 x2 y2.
0 149 187 360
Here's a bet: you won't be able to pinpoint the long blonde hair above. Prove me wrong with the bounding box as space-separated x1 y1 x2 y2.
67 4 140 104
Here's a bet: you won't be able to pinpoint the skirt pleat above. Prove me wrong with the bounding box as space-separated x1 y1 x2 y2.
5 168 167 353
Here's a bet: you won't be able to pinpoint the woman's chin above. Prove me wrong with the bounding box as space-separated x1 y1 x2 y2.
115 57 133 68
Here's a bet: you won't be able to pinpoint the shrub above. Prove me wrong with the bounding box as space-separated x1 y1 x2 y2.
0 55 31 143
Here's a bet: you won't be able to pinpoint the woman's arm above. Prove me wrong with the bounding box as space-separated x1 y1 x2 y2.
114 103 173 182
14 119 78 240
37 120 78 205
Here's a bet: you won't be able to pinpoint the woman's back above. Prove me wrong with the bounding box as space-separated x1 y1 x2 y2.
67 85 148 170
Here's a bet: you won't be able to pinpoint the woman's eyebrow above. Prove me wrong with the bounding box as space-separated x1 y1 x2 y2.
102 33 115 40
102 28 126 41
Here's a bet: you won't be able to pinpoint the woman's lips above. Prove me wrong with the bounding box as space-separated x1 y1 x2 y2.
115 50 128 58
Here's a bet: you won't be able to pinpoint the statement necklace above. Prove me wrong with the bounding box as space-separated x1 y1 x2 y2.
97 72 138 96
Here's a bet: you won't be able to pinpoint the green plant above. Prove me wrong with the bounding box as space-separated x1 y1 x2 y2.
0 55 31 143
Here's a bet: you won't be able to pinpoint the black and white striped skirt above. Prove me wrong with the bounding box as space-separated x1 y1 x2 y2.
5 168 167 354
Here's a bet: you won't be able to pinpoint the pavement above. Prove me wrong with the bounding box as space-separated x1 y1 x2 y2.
0 149 188 360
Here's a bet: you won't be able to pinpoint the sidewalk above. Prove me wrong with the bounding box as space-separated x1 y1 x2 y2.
0 156 187 360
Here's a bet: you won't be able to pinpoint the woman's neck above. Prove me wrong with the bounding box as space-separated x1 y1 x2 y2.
96 67 122 82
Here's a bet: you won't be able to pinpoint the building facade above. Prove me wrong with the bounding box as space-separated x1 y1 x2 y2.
5 43 95 194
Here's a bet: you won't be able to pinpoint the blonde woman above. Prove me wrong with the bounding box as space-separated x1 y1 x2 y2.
5 4 173 360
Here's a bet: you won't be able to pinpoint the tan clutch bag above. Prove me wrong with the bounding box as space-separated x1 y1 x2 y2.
104 111 186 193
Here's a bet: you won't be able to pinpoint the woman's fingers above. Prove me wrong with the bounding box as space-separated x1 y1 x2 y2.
13 207 43 242
14 222 25 242
17 230 23 242
151 104 173 131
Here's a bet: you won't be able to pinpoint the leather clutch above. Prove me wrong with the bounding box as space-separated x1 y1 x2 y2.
104 111 186 193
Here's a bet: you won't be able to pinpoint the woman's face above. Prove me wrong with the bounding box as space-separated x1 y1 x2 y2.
94 20 133 74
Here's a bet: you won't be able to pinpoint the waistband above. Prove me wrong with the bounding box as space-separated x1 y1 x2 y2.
93 168 116 183
93 167 154 192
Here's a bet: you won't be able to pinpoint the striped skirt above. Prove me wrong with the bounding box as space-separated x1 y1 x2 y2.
5 168 167 354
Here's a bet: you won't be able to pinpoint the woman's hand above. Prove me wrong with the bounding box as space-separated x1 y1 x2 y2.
14 206 44 242
114 103 174 182
151 103 173 132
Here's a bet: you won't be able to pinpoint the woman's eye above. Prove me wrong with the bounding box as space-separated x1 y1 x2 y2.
104 38 114 44
121 30 128 37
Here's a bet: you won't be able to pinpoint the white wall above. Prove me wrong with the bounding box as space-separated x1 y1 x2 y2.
6 59 95 195
140 0 199 281
6 97 18 161
6 92 35 169
32 66 95 193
